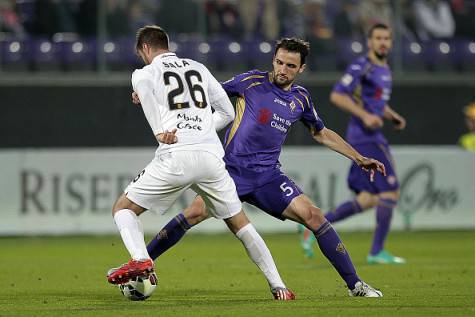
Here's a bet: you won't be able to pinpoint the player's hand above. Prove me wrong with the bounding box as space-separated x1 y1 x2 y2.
391 114 406 130
362 113 384 130
157 129 178 144
132 91 141 106
356 156 386 182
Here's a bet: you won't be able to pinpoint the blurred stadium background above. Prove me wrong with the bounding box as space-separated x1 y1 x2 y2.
1 1 475 315
0 0 473 235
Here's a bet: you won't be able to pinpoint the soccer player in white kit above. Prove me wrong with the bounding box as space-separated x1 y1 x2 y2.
107 25 295 300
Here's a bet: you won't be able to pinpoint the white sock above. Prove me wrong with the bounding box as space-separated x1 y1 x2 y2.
113 209 150 261
235 223 285 289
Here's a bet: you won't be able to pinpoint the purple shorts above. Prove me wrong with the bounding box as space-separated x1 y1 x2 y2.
225 164 303 220
348 142 399 194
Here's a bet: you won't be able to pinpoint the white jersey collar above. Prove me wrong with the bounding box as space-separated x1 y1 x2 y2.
151 52 176 64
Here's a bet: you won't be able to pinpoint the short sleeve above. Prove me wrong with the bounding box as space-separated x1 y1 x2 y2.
132 68 154 92
297 90 325 133
221 70 263 97
332 60 364 96
200 65 228 102
131 68 164 136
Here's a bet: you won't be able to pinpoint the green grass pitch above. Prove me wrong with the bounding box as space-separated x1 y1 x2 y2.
0 231 474 317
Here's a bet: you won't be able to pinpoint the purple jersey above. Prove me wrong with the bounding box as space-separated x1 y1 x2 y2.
221 70 325 172
333 56 392 145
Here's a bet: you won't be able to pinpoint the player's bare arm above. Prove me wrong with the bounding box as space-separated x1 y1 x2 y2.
312 127 386 181
383 105 406 130
330 91 383 129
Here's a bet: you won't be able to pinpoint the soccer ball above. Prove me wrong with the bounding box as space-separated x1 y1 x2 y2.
118 272 158 301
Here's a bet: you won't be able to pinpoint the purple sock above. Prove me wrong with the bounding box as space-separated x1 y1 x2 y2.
146 213 191 260
313 220 360 289
370 199 397 255
325 199 362 223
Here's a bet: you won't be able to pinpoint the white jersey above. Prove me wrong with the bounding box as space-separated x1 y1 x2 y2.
132 52 233 158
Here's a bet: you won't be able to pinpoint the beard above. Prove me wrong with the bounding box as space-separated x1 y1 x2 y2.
273 73 292 88
374 50 388 61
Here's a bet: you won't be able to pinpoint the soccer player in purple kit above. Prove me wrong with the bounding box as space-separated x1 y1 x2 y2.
299 24 407 265
140 37 386 297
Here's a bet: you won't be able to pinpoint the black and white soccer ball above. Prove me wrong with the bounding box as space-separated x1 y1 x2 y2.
118 272 158 301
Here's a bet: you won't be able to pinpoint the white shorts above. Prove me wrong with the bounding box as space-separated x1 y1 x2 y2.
124 151 242 219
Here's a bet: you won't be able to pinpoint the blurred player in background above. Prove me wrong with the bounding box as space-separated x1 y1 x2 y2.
108 25 295 300
299 23 407 265
459 102 475 151
145 37 386 297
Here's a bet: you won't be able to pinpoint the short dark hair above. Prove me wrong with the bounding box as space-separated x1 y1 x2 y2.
274 38 310 66
367 23 390 38
135 25 169 52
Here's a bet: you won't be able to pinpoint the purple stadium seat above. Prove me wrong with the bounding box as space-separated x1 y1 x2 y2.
452 39 475 71
401 40 427 71
116 37 141 70
336 38 366 69
29 38 61 71
206 36 247 72
424 40 456 71
0 37 30 71
173 34 205 63
54 35 96 71
242 39 273 70
101 38 134 71
102 40 120 63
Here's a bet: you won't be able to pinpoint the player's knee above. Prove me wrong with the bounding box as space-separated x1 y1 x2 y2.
224 210 250 234
379 190 399 202
368 195 379 208
111 194 144 216
302 205 325 231
357 192 379 209
112 196 126 215
183 196 208 225
185 209 208 225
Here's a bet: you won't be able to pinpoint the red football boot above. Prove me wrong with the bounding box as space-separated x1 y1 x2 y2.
107 259 154 284
271 287 296 300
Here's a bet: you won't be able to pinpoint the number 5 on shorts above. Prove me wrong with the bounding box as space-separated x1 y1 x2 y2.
280 182 294 197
